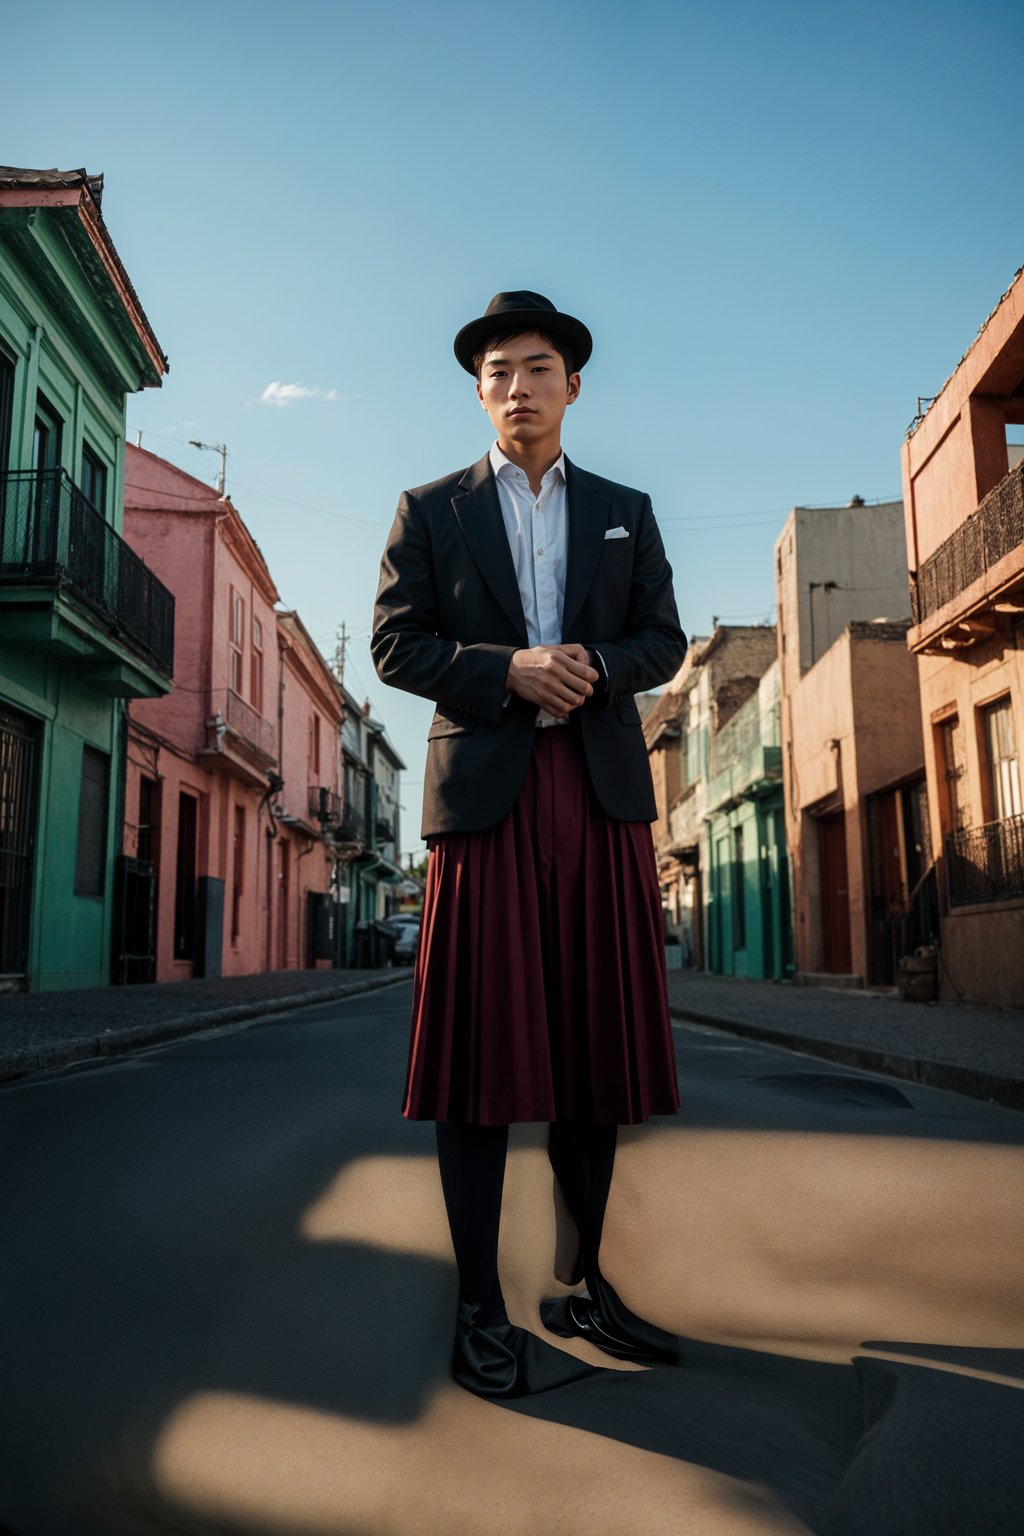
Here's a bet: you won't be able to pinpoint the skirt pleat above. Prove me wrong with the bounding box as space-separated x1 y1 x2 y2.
404 723 681 1125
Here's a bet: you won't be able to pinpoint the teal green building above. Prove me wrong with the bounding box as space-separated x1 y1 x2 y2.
338 683 406 966
705 666 793 980
0 167 172 991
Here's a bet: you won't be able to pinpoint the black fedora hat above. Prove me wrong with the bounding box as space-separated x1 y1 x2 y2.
453 290 593 375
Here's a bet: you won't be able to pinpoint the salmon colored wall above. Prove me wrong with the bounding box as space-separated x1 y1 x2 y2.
907 416 983 560
902 268 1024 569
783 631 923 982
901 269 1024 1005
915 639 1024 1005
784 635 851 976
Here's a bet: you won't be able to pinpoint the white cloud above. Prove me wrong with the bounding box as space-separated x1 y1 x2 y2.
259 380 340 408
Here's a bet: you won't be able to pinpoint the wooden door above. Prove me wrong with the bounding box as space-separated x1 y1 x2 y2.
819 812 852 973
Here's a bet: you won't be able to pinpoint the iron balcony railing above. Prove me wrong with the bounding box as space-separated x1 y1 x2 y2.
375 815 395 845
0 468 175 674
333 804 366 847
911 460 1024 627
308 785 342 825
946 812 1024 907
223 687 275 759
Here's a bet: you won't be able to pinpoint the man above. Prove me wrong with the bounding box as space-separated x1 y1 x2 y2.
372 290 687 1399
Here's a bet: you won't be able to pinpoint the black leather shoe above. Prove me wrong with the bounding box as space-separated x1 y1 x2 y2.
541 1286 682 1366
452 1300 612 1398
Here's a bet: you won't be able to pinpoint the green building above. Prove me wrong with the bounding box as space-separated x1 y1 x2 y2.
705 663 793 980
0 166 172 991
338 682 406 965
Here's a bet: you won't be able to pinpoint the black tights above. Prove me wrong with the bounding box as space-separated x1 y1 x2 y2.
434 1120 618 1323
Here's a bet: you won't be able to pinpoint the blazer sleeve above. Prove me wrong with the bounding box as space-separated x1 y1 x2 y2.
371 490 518 723
585 494 687 705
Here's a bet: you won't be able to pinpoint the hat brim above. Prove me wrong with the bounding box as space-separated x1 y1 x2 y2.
454 309 593 375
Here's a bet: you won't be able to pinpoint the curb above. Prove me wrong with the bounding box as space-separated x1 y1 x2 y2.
669 1007 1024 1112
0 973 414 1088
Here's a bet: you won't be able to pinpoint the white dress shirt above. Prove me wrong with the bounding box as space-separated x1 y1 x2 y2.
490 441 609 726
491 441 582 728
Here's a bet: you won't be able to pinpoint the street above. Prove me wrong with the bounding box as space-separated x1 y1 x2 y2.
1 982 1021 1535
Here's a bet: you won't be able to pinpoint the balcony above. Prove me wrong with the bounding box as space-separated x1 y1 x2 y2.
946 813 1024 908
706 696 782 814
199 687 277 785
375 815 395 845
309 785 342 825
332 804 367 851
910 461 1024 653
0 467 174 679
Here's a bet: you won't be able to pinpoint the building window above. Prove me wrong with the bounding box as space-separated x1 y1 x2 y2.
981 697 1022 822
230 589 244 695
138 775 160 866
311 713 321 776
174 792 198 960
80 444 108 516
939 715 969 832
0 345 15 475
231 803 245 945
75 746 109 896
33 394 62 472
251 616 263 711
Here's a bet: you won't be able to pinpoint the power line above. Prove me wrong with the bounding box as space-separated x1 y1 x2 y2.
659 495 902 526
229 477 384 528
128 431 385 527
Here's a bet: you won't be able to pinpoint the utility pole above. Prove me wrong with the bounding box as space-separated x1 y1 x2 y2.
189 439 228 498
334 621 347 686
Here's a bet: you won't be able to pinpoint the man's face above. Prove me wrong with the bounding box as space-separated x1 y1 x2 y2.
476 330 581 443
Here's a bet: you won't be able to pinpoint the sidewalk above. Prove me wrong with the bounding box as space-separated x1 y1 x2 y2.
666 970 1024 1109
0 968 412 1087
4 964 1021 1108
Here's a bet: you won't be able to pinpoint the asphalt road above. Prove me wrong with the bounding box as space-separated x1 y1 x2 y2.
1 984 1021 1535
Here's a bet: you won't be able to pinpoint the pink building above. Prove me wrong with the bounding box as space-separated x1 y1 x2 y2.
121 445 342 980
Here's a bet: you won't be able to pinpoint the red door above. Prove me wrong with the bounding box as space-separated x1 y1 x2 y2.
819 813 852 973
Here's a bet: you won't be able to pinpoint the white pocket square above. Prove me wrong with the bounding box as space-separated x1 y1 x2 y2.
604 526 629 540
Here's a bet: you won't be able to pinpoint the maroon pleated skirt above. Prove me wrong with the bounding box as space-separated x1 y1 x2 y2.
403 722 681 1125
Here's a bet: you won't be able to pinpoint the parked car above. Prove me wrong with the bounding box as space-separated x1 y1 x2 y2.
381 913 420 932
392 917 420 965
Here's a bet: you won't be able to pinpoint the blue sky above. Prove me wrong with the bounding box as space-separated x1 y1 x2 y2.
5 0 1023 858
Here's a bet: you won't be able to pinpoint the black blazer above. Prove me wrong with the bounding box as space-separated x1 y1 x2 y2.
371 452 687 838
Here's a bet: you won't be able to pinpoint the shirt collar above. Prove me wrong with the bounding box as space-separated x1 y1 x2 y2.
489 441 566 487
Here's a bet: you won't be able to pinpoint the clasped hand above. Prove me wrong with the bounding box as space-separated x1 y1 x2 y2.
506 644 599 719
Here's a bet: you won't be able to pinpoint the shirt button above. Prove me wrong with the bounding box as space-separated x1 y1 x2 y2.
536 547 544 556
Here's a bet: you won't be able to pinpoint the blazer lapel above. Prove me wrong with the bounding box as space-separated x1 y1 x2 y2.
451 454 529 643
562 457 610 635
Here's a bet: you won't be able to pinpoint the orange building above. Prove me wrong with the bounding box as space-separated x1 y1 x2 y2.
902 267 1024 1005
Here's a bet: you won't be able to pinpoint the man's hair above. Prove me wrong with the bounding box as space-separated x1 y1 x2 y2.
472 327 576 382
